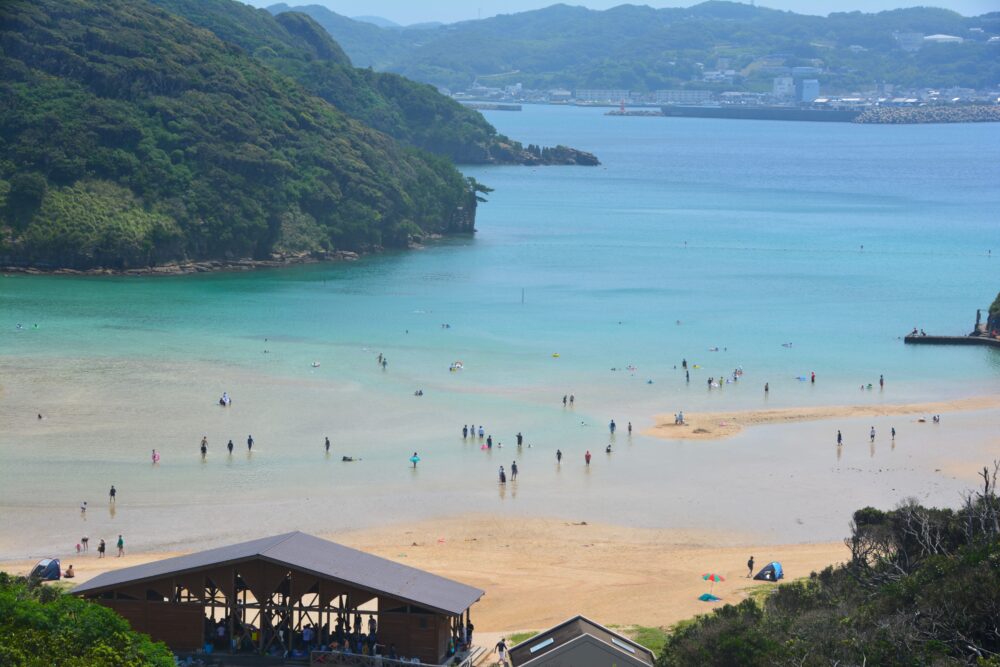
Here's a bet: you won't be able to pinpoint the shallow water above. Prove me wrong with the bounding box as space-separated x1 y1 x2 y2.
1 106 999 559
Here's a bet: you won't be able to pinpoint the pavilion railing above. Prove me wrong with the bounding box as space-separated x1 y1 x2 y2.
309 648 479 667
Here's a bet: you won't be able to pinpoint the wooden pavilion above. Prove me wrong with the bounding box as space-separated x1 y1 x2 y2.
72 532 483 664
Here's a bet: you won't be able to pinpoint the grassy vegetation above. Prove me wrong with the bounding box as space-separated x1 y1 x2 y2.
505 631 539 646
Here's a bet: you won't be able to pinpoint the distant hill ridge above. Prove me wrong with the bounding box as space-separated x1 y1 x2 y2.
268 1 1000 92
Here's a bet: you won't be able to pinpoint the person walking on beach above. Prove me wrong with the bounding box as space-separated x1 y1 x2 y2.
109 485 116 503
511 461 518 481
247 434 254 451
97 538 106 558
870 426 876 443
837 430 842 446
325 437 330 453
116 534 124 557
747 555 755 578
556 449 562 464
585 450 592 465
227 439 233 454
494 638 508 666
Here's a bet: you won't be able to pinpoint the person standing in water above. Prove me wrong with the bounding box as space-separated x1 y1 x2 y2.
247 434 254 451
516 432 523 447
116 534 124 557
109 485 116 503
609 419 616 434
227 439 234 454
879 374 884 389
325 437 330 453
685 369 690 382
585 450 592 465
462 425 468 439
200 438 207 458
837 430 842 446
411 452 419 468
627 421 632 435
891 426 896 440
511 461 518 481
870 426 876 443
151 449 159 463
764 382 769 394
556 449 562 464
498 466 506 484
563 395 567 406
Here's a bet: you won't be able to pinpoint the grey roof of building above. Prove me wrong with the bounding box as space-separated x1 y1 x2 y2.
72 531 483 616
508 615 655 666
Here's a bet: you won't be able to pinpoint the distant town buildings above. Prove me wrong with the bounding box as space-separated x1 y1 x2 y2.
574 89 630 102
654 89 715 105
772 76 794 99
924 34 964 44
797 79 820 103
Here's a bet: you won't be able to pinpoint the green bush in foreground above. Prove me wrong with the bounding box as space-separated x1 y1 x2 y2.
658 465 1000 666
0 573 174 667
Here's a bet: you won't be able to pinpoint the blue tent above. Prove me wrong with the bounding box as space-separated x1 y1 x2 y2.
753 561 783 582
30 558 61 581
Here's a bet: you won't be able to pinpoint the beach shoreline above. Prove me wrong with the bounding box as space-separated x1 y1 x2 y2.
645 395 1000 441
0 515 845 632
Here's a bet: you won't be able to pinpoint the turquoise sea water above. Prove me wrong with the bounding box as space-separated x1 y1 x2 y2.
1 106 999 557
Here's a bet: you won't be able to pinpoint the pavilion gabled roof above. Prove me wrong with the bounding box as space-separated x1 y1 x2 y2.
73 531 483 616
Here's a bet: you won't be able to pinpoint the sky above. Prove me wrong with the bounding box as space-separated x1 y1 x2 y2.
249 1 999 25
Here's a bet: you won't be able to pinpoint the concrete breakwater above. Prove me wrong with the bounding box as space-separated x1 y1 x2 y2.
856 105 1000 124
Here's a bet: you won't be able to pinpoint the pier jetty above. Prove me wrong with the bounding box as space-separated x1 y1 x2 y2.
904 307 1000 349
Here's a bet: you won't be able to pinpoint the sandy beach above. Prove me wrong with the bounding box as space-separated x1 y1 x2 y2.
0 516 845 632
645 395 1000 441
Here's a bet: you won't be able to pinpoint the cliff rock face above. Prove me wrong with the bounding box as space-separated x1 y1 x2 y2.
988 292 1000 334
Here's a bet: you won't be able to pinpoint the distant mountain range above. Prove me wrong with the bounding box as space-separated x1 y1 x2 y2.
268 1 1000 93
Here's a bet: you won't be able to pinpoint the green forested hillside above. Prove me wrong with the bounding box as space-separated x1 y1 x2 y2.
149 0 511 164
0 0 477 270
272 2 1000 93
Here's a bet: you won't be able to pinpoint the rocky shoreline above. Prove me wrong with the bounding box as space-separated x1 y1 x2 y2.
855 105 1000 124
1 250 364 277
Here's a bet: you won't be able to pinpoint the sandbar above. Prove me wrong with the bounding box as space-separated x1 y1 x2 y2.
645 394 1000 441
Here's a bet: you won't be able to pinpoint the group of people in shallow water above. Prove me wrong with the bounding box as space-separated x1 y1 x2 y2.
193 434 255 459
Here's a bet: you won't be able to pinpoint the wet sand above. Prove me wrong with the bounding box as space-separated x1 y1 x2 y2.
645 395 1000 441
0 516 845 631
